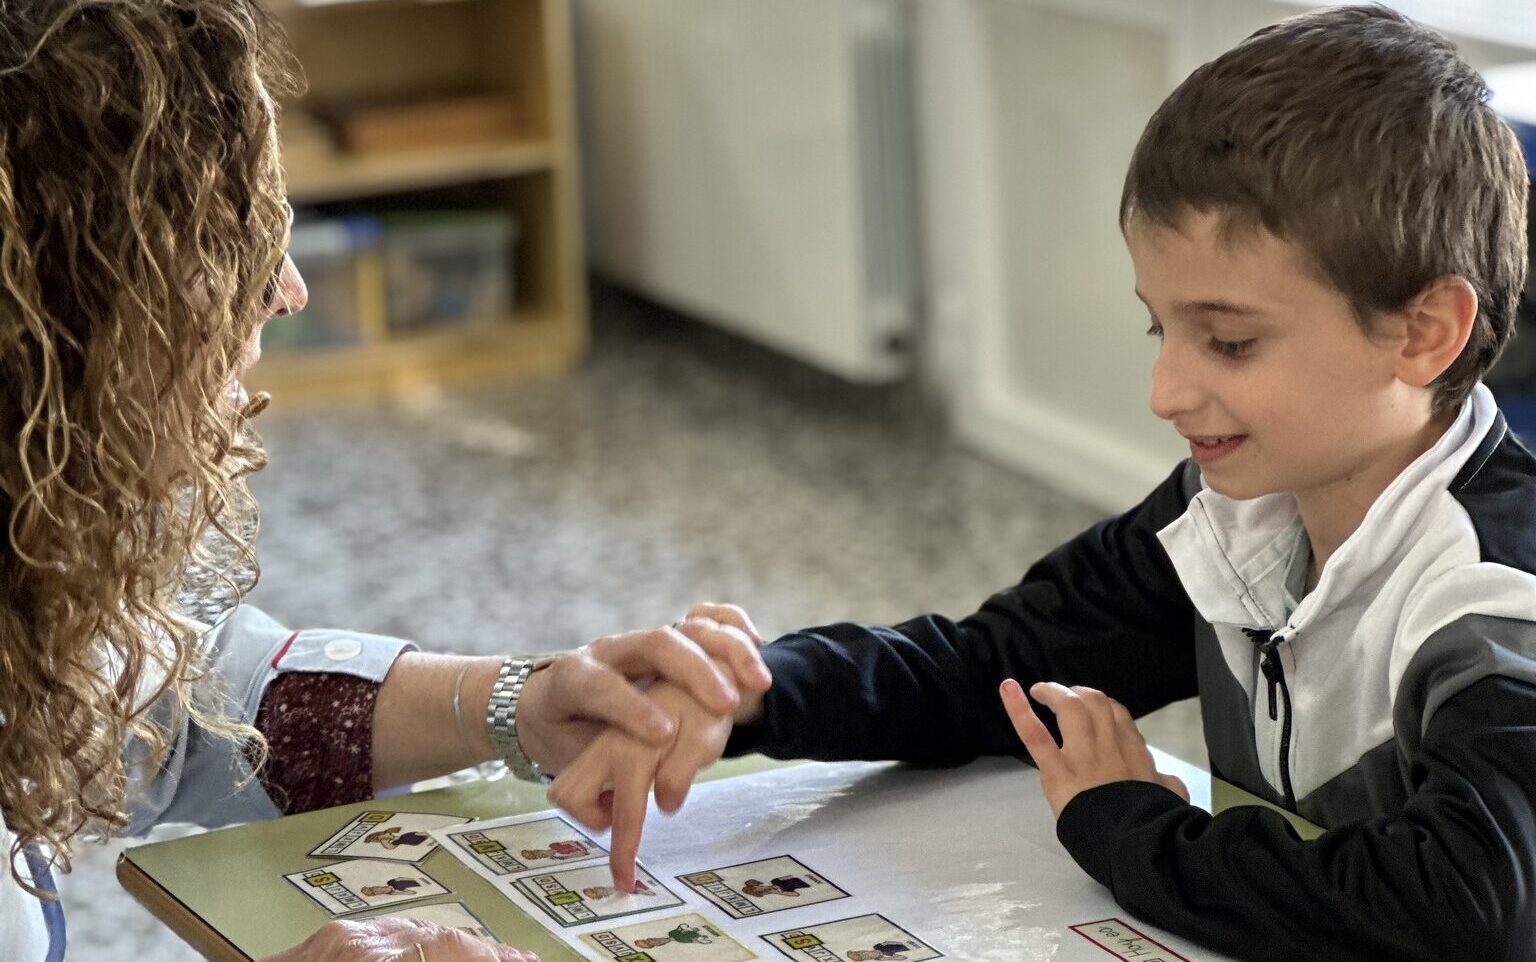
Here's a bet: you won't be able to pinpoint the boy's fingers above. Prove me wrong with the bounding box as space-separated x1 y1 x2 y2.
1109 698 1148 748
653 778 691 815
658 627 743 713
607 754 658 893
674 619 772 693
1159 772 1191 802
1000 679 1061 763
685 603 764 644
587 628 741 716
1029 682 1098 747
1110 699 1135 729
1069 686 1123 755
1104 696 1146 762
654 717 728 813
652 723 697 813
592 789 615 832
546 748 616 832
653 752 696 814
1104 697 1159 776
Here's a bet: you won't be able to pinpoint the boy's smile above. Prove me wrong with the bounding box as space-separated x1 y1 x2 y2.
1185 434 1248 465
1126 210 1458 571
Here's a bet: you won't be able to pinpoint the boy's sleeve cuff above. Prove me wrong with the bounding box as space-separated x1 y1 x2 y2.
1056 780 1191 888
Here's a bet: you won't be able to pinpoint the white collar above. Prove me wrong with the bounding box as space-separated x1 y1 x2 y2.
1157 384 1499 630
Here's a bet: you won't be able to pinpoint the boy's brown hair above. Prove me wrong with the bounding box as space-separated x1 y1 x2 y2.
1121 3 1529 415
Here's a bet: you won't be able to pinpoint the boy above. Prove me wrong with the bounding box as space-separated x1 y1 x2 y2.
539 6 1536 960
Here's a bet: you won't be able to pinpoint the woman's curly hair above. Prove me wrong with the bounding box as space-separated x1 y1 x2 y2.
0 0 300 890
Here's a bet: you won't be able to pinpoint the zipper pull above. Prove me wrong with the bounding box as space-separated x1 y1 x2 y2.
1243 627 1282 721
1258 647 1282 721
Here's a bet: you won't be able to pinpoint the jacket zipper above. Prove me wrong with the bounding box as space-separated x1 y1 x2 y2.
1242 626 1297 810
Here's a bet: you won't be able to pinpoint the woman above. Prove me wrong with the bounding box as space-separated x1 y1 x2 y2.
0 2 768 960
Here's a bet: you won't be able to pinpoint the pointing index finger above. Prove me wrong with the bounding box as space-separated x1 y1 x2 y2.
1001 679 1061 765
607 754 656 894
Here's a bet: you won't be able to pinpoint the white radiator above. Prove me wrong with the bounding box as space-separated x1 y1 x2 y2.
574 0 919 382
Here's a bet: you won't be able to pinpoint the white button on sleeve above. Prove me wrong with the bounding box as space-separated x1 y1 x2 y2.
324 638 363 662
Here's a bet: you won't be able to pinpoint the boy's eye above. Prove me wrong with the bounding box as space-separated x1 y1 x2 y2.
1145 319 1254 359
1209 337 1257 359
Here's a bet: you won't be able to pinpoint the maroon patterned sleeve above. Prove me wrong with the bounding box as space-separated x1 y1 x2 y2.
248 671 379 814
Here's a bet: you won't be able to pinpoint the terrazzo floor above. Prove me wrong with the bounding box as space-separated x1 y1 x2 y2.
63 284 1205 961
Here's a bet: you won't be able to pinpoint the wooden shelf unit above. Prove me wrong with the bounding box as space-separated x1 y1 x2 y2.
284 139 562 206
253 0 588 405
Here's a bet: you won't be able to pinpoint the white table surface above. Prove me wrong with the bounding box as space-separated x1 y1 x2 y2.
612 749 1234 962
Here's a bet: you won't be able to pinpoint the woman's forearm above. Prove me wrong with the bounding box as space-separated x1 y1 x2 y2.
370 652 501 790
369 613 770 791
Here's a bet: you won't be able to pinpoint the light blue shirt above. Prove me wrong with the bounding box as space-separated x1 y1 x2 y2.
3 605 415 962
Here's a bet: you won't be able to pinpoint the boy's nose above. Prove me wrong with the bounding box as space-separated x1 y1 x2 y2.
1149 346 1200 422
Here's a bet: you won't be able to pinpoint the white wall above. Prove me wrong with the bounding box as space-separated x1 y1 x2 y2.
919 0 1536 513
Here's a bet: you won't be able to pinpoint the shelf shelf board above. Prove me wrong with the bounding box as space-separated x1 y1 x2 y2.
283 138 560 204
247 309 582 405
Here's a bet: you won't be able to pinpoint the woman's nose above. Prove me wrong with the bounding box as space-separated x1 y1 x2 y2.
268 254 307 317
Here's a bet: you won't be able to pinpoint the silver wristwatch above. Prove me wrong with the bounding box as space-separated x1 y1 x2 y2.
486 654 557 783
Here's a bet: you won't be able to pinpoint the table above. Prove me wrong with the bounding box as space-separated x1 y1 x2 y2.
119 749 1319 961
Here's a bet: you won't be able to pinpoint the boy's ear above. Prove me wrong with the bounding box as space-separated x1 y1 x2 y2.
1394 275 1478 388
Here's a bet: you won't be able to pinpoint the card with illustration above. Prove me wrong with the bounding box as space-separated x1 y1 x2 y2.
439 814 607 878
365 900 500 942
677 856 849 919
309 810 472 864
284 858 450 916
579 913 758 962
510 862 684 928
761 915 942 962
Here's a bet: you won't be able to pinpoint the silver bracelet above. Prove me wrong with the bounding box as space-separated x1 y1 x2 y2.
485 654 556 783
450 661 475 766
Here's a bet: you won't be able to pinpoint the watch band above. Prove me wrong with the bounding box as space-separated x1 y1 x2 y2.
486 654 557 783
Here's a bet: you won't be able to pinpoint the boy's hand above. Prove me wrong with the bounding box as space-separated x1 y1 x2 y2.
680 603 773 725
517 604 770 775
545 680 734 893
1001 679 1189 818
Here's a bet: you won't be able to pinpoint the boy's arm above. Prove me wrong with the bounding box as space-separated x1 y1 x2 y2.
727 461 1201 765
1054 674 1536 962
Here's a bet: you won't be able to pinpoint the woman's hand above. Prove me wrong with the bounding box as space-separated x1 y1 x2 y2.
369 603 770 792
516 604 770 776
546 680 735 892
261 918 538 962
